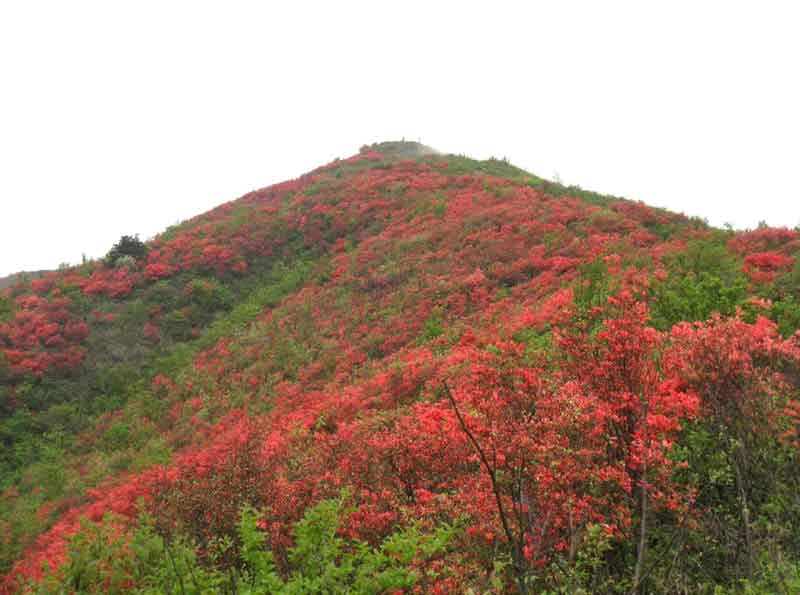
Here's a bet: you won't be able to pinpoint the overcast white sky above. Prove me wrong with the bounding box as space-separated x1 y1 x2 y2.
1 2 798 277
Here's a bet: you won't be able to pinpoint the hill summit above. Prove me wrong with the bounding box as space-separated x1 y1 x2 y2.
2 143 800 593
371 140 439 157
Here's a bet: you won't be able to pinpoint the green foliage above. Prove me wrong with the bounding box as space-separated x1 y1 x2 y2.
666 239 742 281
512 327 553 364
649 239 749 330
0 408 38 479
573 257 614 320
197 259 312 351
187 278 233 315
543 524 622 595
303 181 325 197
789 257 800 291
770 296 800 338
662 417 800 591
650 272 748 331
105 235 148 266
711 556 800 595
102 422 131 452
0 363 8 391
162 310 192 342
408 193 446 221
24 432 68 500
33 498 457 594
145 280 182 311
241 498 455 593
0 293 11 322
129 436 172 473
31 512 225 595
417 306 444 343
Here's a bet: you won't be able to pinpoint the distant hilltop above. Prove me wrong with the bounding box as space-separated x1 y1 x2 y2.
368 140 439 157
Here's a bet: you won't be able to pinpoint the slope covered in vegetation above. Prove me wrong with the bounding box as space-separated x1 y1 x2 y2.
2 142 800 593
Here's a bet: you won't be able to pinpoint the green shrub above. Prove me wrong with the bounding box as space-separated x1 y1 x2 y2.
33 497 457 594
102 422 131 452
666 239 742 280
418 307 444 343
573 257 614 321
187 278 232 315
162 310 192 342
771 297 800 337
650 272 748 331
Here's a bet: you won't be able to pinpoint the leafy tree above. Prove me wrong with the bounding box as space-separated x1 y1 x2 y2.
105 235 148 266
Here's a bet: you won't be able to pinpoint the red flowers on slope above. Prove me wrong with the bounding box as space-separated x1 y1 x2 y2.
3 147 800 593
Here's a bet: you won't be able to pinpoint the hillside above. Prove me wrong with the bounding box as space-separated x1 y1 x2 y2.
2 142 800 593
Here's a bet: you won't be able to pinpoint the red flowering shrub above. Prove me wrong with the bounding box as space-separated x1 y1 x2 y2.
742 251 795 281
144 262 174 280
728 227 797 255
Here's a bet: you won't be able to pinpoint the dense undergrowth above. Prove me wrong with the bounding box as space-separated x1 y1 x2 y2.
2 141 800 593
